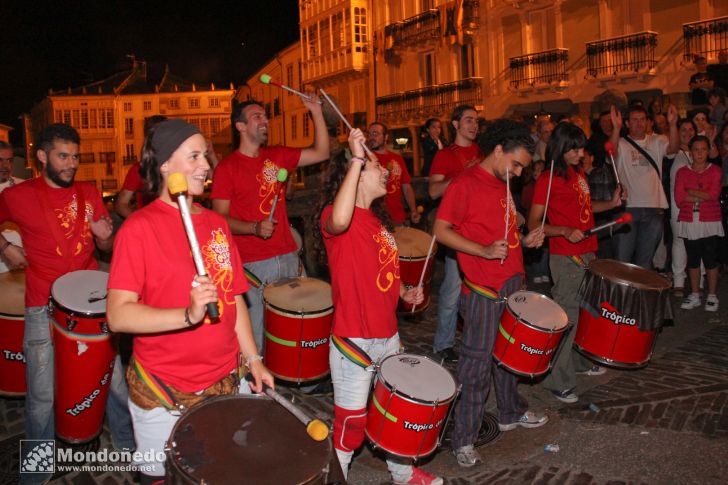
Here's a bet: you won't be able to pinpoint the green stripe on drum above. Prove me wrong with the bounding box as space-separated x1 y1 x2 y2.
265 331 297 347
373 394 398 423
498 323 516 344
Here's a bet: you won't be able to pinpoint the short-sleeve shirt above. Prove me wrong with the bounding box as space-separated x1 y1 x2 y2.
616 135 669 209
107 199 248 392
380 151 411 224
320 205 399 338
120 162 146 209
437 165 524 292
430 143 482 181
211 147 301 263
533 166 598 256
0 177 108 307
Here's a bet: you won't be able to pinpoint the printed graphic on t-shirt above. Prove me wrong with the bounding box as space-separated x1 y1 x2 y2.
500 192 520 249
54 195 93 256
387 161 402 194
203 228 235 322
574 175 593 224
372 226 399 292
256 159 283 215
629 147 649 167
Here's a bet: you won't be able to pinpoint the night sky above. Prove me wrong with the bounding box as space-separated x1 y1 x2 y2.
0 0 300 142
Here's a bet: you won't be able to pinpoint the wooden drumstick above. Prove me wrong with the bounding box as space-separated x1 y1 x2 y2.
501 166 510 265
540 159 555 232
264 386 329 441
410 234 437 313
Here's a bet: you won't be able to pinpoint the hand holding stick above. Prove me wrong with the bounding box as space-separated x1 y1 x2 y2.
268 168 289 222
410 234 437 313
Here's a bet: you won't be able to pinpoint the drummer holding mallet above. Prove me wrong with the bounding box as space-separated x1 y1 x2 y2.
527 122 626 405
313 129 442 485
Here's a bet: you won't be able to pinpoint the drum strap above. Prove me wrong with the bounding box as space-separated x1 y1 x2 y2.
568 255 587 268
463 278 501 301
331 335 373 369
131 358 178 411
244 268 262 289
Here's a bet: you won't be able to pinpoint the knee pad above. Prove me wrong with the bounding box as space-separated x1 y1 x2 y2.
333 405 367 453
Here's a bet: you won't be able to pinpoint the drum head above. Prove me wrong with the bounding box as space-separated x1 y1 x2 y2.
263 277 332 314
393 227 432 259
0 270 25 316
51 270 108 316
379 354 456 403
588 259 671 291
290 225 303 252
167 395 331 484
508 291 568 331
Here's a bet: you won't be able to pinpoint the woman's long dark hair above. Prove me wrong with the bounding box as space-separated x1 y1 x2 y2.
138 115 169 197
545 122 587 180
311 151 394 268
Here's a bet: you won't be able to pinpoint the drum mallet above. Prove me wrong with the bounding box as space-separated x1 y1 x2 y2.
501 165 511 265
604 141 622 188
268 168 289 222
319 88 375 158
411 234 437 313
260 74 320 103
168 173 219 320
583 212 633 236
540 159 555 233
264 386 329 441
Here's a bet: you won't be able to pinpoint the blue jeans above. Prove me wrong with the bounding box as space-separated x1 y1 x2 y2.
433 255 461 353
22 306 135 446
614 208 665 269
244 251 303 351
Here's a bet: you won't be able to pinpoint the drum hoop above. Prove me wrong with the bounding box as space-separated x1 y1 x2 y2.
0 311 24 319
376 355 457 406
50 297 106 319
398 254 428 262
51 318 110 340
505 299 569 333
587 259 671 290
264 301 334 318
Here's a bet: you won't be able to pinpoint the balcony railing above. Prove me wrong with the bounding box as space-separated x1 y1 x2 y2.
301 45 367 82
375 77 482 123
683 16 728 61
586 31 657 78
509 48 568 90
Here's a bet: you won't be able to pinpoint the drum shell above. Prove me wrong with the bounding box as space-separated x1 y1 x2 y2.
493 293 568 377
165 394 334 485
575 307 656 368
0 312 26 396
397 254 435 313
51 301 115 443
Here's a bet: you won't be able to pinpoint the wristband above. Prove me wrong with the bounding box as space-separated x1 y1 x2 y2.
0 241 10 254
351 156 366 166
184 307 197 327
245 354 263 367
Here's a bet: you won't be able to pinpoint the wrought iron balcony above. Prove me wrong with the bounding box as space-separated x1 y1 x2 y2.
375 77 483 123
683 16 728 61
509 48 568 90
586 31 657 79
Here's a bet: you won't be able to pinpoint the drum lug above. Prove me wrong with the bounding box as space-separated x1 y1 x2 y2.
66 315 77 331
100 322 109 334
164 440 176 452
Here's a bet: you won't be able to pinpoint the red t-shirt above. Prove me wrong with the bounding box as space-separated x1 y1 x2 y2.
533 165 597 256
121 162 145 209
0 177 108 307
107 199 248 392
430 143 482 181
380 151 411 224
437 165 524 292
321 205 399 338
211 147 301 263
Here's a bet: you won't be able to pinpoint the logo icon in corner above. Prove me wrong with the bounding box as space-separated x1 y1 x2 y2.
20 440 55 474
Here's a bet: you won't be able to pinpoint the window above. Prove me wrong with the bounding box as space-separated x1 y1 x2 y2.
125 118 134 135
168 99 180 109
211 117 221 135
72 110 80 128
123 102 132 112
124 144 136 164
307 24 318 59
209 97 220 108
79 153 95 164
291 114 297 140
199 118 210 137
89 109 97 129
189 98 200 109
353 7 367 52
143 100 152 111
274 98 281 117
54 110 61 123
62 110 71 125
332 11 344 49
286 64 294 95
102 109 114 129
102 179 118 191
81 110 89 129
460 44 474 79
422 52 435 86
320 17 331 54
303 113 310 137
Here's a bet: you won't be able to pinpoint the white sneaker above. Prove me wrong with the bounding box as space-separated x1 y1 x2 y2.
532 276 543 283
453 445 482 468
705 295 719 312
681 293 701 310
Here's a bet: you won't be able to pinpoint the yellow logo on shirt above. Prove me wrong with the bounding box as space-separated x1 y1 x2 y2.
372 226 400 292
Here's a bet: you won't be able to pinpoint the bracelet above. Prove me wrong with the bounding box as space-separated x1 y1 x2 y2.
245 354 263 367
0 241 10 254
184 307 196 327
252 221 259 236
351 156 366 166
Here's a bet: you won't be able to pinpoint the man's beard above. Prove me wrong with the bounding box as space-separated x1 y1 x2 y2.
46 163 75 188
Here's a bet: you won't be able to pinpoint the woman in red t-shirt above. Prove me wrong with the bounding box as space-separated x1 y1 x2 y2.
107 119 273 482
313 129 442 485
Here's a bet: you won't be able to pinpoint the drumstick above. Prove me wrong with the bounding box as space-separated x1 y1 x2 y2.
264 386 329 441
260 74 320 103
410 234 436 313
540 159 555 233
604 141 621 187
268 168 289 222
501 166 510 265
319 89 374 157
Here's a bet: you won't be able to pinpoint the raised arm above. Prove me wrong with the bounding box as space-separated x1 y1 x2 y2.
324 129 367 235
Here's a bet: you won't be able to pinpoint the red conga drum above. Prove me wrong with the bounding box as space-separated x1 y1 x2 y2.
0 270 26 396
50 270 116 443
393 227 436 313
575 259 672 368
365 353 457 459
493 291 569 377
264 277 333 383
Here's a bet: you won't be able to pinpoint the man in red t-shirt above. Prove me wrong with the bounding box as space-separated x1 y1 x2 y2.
428 105 483 363
0 124 133 477
211 98 329 349
434 119 547 468
528 122 624 404
366 122 419 226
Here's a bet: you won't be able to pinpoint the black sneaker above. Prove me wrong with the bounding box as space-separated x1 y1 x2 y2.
435 348 458 363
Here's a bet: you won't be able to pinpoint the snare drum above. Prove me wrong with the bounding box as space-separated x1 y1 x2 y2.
50 270 116 443
393 227 437 313
165 394 336 484
493 291 569 377
575 259 672 368
0 270 26 396
264 277 333 383
365 353 457 459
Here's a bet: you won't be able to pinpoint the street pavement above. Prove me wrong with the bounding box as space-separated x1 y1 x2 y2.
1 256 726 484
